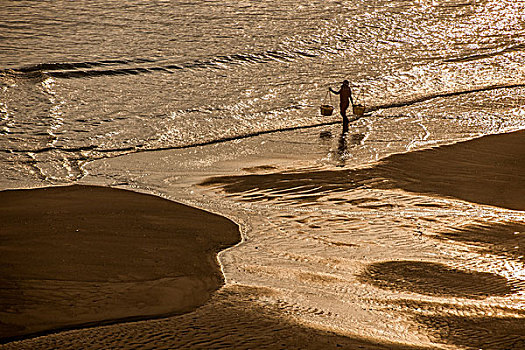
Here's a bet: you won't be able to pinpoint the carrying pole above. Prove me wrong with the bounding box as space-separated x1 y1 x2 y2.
325 89 332 105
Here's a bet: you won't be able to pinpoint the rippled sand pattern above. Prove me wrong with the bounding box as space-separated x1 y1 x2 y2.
198 131 525 348
202 130 525 210
440 222 525 264
1 286 434 350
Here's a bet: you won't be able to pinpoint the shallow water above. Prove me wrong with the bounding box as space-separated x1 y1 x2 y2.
2 0 525 348
2 0 525 185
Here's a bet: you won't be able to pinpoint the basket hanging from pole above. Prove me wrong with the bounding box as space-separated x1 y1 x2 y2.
352 104 365 117
352 87 366 117
320 90 334 116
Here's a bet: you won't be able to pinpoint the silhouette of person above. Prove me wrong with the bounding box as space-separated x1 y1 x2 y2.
329 80 354 125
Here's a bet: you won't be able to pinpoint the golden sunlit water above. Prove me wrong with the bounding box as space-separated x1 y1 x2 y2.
1 0 525 349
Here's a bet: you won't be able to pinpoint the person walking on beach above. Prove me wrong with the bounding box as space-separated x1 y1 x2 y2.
329 80 354 124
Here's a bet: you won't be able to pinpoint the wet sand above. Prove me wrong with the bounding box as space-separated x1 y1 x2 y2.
2 130 525 349
376 129 525 212
0 185 436 349
200 130 525 271
0 185 240 341
198 129 525 349
201 129 525 211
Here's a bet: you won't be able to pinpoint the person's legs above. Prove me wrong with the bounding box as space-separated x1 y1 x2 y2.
340 103 349 124
342 118 349 133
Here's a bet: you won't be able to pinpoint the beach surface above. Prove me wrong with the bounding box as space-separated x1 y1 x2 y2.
1 285 435 350
3 128 523 349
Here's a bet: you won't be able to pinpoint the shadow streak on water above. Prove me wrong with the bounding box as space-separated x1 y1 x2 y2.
358 260 518 299
444 43 525 63
368 83 525 113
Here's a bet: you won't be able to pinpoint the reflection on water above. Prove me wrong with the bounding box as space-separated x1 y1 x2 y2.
336 122 366 165
202 130 525 210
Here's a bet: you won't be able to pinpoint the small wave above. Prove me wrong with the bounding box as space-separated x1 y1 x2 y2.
3 80 524 160
2 49 318 79
9 58 156 73
47 67 158 79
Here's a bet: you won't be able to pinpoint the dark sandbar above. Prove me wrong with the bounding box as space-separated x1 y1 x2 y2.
0 185 240 341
